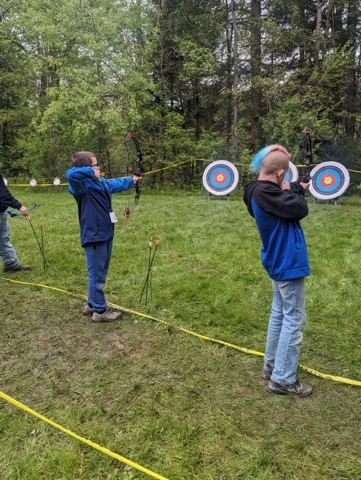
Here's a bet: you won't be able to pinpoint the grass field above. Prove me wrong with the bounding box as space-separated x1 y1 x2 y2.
1 187 361 479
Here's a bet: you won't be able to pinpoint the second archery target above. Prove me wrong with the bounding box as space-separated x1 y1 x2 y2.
202 160 239 196
309 161 350 200
285 161 298 183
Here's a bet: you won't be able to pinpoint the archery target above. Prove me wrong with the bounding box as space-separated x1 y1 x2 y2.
285 161 298 183
309 161 350 200
202 160 239 196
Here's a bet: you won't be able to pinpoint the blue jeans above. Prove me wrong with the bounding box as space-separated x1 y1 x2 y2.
0 211 20 269
264 278 306 385
84 240 113 312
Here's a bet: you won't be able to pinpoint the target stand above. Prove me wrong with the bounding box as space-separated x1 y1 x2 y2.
309 161 350 204
202 160 239 200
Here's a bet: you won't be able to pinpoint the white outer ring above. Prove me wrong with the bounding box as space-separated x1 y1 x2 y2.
202 160 239 196
286 161 298 183
309 161 350 200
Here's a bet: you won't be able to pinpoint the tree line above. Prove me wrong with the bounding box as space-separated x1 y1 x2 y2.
0 0 360 188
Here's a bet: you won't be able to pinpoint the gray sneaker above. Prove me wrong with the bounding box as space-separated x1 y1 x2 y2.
266 379 312 398
92 308 122 323
261 368 272 380
3 263 31 272
83 304 94 316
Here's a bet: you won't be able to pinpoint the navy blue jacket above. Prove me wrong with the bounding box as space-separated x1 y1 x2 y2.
0 171 22 213
66 166 134 247
243 180 310 281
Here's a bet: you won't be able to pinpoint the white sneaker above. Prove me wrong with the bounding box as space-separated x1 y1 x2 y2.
92 308 122 323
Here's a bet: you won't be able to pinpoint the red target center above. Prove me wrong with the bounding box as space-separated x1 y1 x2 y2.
320 173 336 187
214 173 226 184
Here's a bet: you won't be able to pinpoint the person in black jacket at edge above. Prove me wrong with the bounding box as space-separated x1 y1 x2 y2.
66 151 141 323
243 145 312 398
0 171 31 272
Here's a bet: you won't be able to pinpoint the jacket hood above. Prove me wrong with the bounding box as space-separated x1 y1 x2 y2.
243 180 260 217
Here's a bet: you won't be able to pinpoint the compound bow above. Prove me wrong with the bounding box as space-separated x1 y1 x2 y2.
124 132 144 218
299 127 312 183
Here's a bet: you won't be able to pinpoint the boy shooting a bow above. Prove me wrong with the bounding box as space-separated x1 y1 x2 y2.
67 151 141 323
243 145 312 398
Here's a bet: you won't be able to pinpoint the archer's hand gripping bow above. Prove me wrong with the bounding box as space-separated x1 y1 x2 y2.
6 202 39 217
124 132 144 218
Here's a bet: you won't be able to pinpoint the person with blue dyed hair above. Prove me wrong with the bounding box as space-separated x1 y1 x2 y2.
243 145 312 398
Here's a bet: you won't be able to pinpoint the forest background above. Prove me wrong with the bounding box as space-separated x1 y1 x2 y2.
1 0 361 187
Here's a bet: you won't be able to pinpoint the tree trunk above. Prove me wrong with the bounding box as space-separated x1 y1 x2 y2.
343 0 358 138
231 0 240 162
249 0 262 150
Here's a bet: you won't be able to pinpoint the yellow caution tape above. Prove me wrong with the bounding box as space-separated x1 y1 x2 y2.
1 277 360 387
5 161 361 188
0 391 168 480
6 183 69 187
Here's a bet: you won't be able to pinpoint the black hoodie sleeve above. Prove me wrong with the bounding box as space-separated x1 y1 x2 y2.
0 172 22 212
244 180 308 221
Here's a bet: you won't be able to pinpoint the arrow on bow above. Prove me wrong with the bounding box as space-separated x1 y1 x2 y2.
124 132 144 218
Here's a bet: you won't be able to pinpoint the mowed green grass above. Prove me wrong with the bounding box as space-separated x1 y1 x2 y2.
1 187 360 479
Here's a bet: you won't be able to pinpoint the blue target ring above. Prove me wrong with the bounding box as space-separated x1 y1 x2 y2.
314 168 341 192
202 160 239 196
309 161 350 200
209 167 232 189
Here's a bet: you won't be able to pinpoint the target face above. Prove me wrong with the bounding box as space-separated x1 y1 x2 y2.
309 161 350 200
285 161 298 183
202 160 239 196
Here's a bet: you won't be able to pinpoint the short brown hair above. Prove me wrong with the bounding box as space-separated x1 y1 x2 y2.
71 151 96 167
261 146 290 175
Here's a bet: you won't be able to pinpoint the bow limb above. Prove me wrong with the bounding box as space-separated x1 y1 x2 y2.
124 133 144 218
299 128 312 182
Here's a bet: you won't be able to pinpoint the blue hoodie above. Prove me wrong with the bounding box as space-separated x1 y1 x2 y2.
243 180 310 281
66 166 134 247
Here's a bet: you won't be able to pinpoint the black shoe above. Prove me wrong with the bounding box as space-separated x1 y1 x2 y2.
3 263 31 272
261 368 272 380
266 379 312 398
